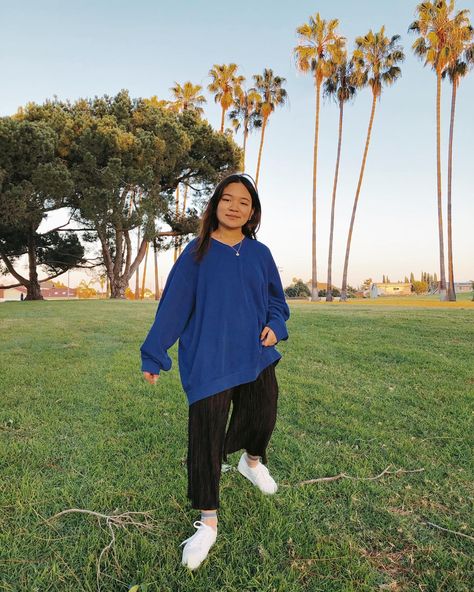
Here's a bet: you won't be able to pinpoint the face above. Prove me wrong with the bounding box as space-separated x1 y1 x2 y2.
215 182 255 231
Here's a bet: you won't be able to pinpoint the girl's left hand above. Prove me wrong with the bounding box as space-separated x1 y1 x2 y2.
260 326 277 346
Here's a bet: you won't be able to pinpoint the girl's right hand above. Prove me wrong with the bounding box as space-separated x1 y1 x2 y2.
143 371 160 385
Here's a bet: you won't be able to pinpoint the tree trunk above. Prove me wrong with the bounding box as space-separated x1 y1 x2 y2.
310 80 322 301
178 184 189 257
141 241 149 299
153 239 159 301
242 111 249 172
341 92 377 301
110 278 128 299
242 128 248 172
326 100 344 302
255 116 268 187
436 70 447 300
446 78 457 302
25 227 44 301
220 107 225 133
174 184 180 262
134 225 140 299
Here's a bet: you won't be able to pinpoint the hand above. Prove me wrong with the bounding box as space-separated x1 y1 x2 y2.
260 326 277 347
143 371 160 385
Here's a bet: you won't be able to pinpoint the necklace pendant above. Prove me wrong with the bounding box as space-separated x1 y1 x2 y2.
236 252 240 256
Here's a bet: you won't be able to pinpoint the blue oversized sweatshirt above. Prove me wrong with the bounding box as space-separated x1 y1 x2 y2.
140 236 290 405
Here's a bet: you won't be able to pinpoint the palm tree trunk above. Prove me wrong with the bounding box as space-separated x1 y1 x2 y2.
134 226 140 299
446 78 457 302
220 107 225 133
174 185 180 262
341 92 377 301
310 80 322 302
242 126 248 172
436 70 447 300
177 184 189 257
326 100 344 302
153 239 159 301
255 116 268 186
141 241 149 299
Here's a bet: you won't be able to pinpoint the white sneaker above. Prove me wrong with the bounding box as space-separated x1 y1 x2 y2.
237 452 278 494
179 520 217 570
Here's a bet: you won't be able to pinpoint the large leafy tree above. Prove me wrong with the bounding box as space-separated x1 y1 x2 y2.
208 64 245 133
18 91 241 298
0 118 86 300
323 53 359 302
340 28 404 301
409 0 470 300
251 68 288 186
293 13 344 301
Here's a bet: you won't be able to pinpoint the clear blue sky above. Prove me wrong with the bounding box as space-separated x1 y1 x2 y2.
1 0 473 289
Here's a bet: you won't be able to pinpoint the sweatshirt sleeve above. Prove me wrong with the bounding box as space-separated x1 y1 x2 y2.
265 250 290 343
140 260 196 375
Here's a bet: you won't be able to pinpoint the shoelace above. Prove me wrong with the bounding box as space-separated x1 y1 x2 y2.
179 521 214 547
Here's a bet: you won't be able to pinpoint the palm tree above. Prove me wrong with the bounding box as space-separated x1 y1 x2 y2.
169 82 207 260
444 22 473 301
228 88 262 171
143 96 171 110
170 81 207 116
340 27 404 301
252 69 288 186
293 13 344 301
323 54 359 301
208 64 245 133
409 0 470 300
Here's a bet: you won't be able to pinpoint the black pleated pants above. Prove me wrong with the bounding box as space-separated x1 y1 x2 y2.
186 360 279 510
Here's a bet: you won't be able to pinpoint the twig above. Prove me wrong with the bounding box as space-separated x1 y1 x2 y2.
46 508 158 592
419 436 465 442
424 521 474 542
296 465 425 486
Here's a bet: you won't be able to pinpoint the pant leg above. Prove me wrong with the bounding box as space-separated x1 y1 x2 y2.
186 387 233 510
223 361 279 466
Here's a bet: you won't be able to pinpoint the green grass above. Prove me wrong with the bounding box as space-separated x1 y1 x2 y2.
0 300 473 591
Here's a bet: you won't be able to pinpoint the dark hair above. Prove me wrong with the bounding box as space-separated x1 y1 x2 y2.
191 173 262 263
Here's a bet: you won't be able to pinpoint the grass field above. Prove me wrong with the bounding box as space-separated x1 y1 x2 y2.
0 298 473 591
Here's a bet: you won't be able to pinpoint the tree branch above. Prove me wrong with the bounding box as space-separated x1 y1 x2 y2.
0 269 70 289
0 250 29 285
294 465 425 487
37 211 76 235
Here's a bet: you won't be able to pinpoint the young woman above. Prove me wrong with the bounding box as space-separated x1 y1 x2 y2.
140 172 290 570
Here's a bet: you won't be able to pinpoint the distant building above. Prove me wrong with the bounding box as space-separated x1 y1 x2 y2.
304 281 341 292
0 281 77 301
454 282 472 293
370 282 412 298
0 287 24 301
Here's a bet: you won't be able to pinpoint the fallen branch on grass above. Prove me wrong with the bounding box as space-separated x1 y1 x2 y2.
46 508 158 592
423 520 474 542
296 465 425 486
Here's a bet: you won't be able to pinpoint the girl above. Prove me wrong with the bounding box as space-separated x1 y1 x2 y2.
140 172 290 570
